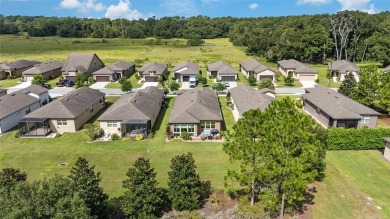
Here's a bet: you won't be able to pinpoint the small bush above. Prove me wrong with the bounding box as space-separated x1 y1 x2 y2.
295 100 303 108
88 76 95 85
208 75 214 79
14 131 20 138
135 135 144 141
122 137 130 141
315 79 320 83
181 131 190 140
111 133 120 141
135 74 140 80
327 127 390 150
55 132 62 138
171 77 176 81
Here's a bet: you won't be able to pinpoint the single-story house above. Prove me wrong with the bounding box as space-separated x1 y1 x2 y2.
61 53 104 81
302 85 380 128
0 88 7 97
277 59 318 81
169 88 223 137
207 61 237 82
173 61 200 82
230 84 274 120
19 87 105 136
92 61 135 82
0 60 41 79
138 62 168 82
98 86 164 138
22 61 63 82
383 65 390 73
0 85 49 134
384 138 390 162
239 60 276 81
328 60 360 82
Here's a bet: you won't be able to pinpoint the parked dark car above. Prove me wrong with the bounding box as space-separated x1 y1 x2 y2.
56 79 68 87
64 80 74 87
39 84 52 89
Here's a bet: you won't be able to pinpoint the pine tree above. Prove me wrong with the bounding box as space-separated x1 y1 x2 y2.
168 153 203 211
338 73 356 97
68 157 109 219
121 157 165 219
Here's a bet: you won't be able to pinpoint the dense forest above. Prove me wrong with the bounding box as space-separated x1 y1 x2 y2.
1 11 389 65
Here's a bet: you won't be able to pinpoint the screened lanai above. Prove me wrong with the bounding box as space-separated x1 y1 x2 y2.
18 118 51 137
121 119 150 137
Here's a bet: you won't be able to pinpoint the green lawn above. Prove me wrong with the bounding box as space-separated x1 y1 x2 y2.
275 75 303 87
0 77 22 88
105 73 143 89
312 150 390 218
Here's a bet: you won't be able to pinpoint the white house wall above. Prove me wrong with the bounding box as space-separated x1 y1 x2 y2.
0 101 41 134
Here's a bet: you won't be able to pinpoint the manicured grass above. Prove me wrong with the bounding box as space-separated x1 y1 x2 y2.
0 77 22 88
377 118 390 128
275 95 301 101
104 81 121 89
105 74 143 89
309 64 341 88
312 150 390 218
219 97 235 131
275 75 303 87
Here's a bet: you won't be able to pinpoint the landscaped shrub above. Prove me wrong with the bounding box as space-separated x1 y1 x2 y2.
122 137 130 141
181 131 190 140
111 133 120 141
55 132 62 138
135 135 144 141
295 100 303 108
327 127 390 150
135 74 140 80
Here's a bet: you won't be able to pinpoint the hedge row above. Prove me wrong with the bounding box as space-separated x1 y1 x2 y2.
327 128 390 150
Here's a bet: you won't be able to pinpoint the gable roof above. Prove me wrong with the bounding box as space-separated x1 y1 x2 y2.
61 53 103 73
22 61 63 75
328 60 360 73
138 62 167 75
240 60 274 74
92 61 135 75
383 65 390 73
19 84 49 95
169 88 223 124
98 86 164 121
0 90 41 119
207 61 237 75
277 59 317 74
230 85 274 115
24 87 104 119
0 60 41 71
303 85 380 120
173 62 199 75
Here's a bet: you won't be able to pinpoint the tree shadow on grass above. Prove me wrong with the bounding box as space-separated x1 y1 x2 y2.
152 97 173 137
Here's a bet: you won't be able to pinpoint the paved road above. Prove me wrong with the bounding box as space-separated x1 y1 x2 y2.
90 82 109 89
275 87 306 94
49 87 75 98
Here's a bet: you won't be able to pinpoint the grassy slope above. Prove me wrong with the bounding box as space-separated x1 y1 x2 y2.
0 77 22 88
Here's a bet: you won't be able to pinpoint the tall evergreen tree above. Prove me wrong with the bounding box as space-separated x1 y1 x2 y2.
168 153 203 211
338 73 357 97
68 157 109 219
354 65 381 108
121 157 165 219
378 72 390 113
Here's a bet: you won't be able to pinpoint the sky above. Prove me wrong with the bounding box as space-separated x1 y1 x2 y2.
0 0 389 20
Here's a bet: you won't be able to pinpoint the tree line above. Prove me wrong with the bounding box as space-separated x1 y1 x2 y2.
1 12 390 65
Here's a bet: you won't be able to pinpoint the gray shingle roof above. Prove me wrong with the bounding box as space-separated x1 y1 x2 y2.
207 61 237 75
92 61 135 75
328 60 360 73
22 61 63 75
19 84 49 95
98 86 164 121
138 62 167 75
303 85 379 119
0 60 41 70
258 88 276 95
230 85 274 115
383 65 390 73
173 62 199 75
61 53 102 73
240 60 274 74
24 87 105 119
0 90 41 119
277 59 318 74
169 88 223 123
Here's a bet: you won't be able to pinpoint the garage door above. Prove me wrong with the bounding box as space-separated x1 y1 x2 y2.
95 76 110 82
145 76 158 82
299 75 316 81
66 76 76 81
182 76 190 82
259 75 274 81
221 76 236 82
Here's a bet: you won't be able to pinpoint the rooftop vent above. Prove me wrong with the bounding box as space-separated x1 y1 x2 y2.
11 93 16 96
75 92 78 95
65 98 69 101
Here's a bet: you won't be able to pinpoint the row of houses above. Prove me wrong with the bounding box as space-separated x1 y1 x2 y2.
3 54 380 84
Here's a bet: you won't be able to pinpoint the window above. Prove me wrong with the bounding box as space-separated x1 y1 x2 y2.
107 121 118 128
173 124 195 136
201 121 215 129
361 116 370 124
57 119 67 126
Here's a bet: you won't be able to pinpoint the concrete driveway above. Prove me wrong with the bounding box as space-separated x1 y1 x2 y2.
12 81 32 89
141 82 159 89
90 82 109 89
48 87 75 98
180 82 191 90
300 80 316 88
226 82 237 89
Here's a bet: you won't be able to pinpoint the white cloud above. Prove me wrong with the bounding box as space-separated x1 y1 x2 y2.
249 3 259 10
297 0 332 5
162 0 198 16
337 0 378 14
105 0 143 20
59 0 105 13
